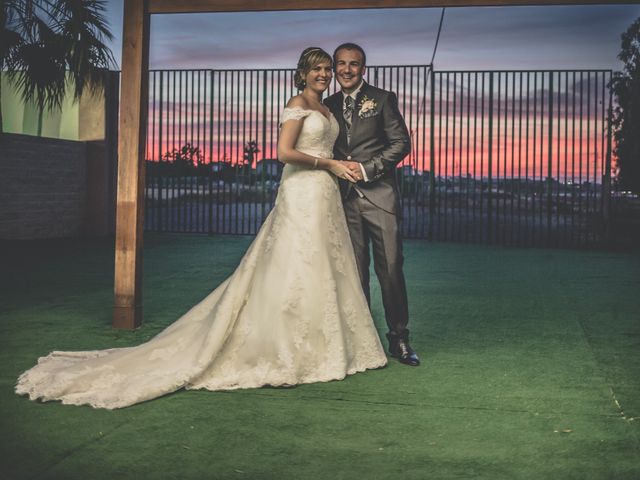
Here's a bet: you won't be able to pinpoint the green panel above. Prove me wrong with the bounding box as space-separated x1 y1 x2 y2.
1 72 80 139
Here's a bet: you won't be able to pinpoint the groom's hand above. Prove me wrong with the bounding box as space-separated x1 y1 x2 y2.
342 161 363 181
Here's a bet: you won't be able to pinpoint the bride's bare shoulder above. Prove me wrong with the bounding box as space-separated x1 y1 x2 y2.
286 95 310 110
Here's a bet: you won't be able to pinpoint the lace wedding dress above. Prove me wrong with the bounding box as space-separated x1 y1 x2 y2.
15 107 387 409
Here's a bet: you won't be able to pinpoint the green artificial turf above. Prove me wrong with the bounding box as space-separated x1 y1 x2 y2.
1 235 639 480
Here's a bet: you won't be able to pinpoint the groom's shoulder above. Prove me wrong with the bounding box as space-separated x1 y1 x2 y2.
324 91 341 106
363 83 393 101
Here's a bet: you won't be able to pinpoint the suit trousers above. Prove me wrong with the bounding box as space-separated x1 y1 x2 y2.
343 192 410 341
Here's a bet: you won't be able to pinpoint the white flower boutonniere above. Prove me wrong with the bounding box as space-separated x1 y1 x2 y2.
358 95 378 119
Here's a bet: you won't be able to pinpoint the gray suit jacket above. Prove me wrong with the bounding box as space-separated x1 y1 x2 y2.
324 82 411 214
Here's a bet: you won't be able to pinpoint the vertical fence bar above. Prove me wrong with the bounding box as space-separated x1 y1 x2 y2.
547 71 554 246
517 72 523 245
503 71 510 244
190 70 195 232
599 72 605 243
465 72 471 243
532 72 538 246
177 70 183 233
472 72 478 243
156 71 163 231
444 72 450 241
208 70 214 234
451 72 457 242
253 69 258 234
564 71 569 245
556 71 562 245
168 71 174 231
603 74 613 243
487 72 494 244
195 71 201 233
587 73 596 243
495 71 502 244
261 71 268 227
438 71 443 241
457 72 464 242
538 72 545 246
510 72 516 246
480 72 486 244
571 71 577 245
428 69 436 242
523 72 529 246
242 70 248 234
578 72 584 246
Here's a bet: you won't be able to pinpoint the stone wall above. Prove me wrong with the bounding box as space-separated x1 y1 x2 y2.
0 133 115 239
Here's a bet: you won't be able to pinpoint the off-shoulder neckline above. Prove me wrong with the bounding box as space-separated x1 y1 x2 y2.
284 106 333 122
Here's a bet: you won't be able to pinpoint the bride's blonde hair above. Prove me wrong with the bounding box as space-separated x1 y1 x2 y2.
294 47 332 90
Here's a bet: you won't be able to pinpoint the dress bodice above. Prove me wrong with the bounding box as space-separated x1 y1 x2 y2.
280 107 339 159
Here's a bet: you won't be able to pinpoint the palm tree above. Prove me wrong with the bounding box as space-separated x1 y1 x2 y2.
1 0 115 135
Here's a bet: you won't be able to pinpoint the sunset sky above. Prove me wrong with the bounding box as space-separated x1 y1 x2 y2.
101 2 637 179
103 3 639 70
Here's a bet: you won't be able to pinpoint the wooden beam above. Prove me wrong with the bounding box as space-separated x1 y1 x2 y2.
113 0 150 329
149 0 640 14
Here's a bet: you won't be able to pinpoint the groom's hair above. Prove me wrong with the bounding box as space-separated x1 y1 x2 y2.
333 43 367 67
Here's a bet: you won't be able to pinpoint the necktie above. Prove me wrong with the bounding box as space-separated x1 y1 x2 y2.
344 95 354 129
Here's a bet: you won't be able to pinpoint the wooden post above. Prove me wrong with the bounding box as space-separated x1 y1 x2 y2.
113 0 150 329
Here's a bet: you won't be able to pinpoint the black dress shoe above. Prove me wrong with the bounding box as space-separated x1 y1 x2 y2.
389 338 420 366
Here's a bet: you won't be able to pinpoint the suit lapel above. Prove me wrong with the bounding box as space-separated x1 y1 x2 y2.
325 93 348 152
349 82 370 145
327 83 372 152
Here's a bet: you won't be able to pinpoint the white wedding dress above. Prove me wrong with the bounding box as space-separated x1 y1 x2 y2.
15 107 387 409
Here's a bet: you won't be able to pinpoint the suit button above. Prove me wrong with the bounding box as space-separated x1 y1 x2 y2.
347 156 352 160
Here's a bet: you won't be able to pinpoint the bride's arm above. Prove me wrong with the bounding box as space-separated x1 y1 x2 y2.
277 100 357 182
277 118 325 168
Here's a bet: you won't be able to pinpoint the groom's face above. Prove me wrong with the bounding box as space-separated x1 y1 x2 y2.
335 48 366 93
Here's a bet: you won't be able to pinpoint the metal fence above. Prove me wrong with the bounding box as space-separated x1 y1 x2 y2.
141 66 613 248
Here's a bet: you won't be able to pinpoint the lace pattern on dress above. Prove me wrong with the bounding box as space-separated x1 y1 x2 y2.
280 106 313 125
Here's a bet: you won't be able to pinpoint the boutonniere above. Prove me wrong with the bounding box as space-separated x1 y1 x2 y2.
358 95 378 119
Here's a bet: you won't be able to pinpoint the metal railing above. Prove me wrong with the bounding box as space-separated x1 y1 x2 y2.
140 66 613 248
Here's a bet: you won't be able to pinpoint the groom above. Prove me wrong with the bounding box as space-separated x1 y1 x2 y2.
325 43 420 367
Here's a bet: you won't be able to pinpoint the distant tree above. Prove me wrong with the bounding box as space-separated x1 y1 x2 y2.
243 140 260 167
162 143 203 176
609 17 640 193
1 0 115 134
194 151 208 177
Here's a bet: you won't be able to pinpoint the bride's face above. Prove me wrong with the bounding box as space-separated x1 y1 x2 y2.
304 60 332 94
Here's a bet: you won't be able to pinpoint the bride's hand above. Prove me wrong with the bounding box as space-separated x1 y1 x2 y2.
328 160 358 183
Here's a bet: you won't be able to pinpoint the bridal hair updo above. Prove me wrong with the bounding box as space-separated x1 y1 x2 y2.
294 47 332 90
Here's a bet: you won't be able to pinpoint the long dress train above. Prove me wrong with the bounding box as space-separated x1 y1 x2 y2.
15 107 387 409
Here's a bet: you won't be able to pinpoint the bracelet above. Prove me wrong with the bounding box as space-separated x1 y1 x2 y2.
313 157 319 169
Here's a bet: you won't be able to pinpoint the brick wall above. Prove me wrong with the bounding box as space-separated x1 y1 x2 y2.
0 133 115 239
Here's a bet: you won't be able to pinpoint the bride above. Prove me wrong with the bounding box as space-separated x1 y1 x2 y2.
15 47 387 409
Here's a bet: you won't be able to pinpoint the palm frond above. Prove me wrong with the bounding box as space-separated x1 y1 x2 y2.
53 0 116 99
2 0 116 116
